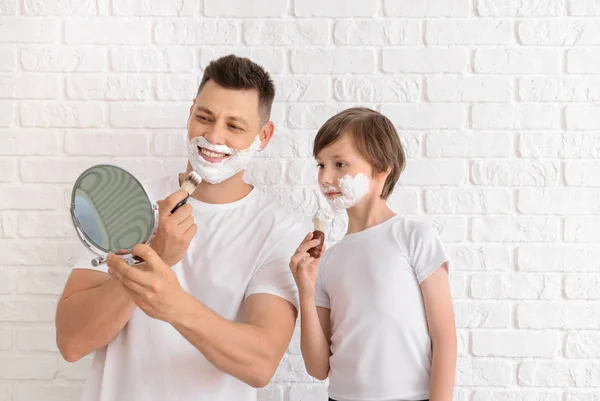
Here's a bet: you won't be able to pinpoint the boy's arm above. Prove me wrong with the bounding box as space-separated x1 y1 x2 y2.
299 299 331 380
420 263 457 401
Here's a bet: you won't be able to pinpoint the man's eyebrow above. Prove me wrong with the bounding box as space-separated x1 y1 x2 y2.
229 116 249 126
195 106 214 115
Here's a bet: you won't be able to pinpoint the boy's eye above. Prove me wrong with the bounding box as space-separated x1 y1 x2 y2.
336 162 347 168
316 163 324 169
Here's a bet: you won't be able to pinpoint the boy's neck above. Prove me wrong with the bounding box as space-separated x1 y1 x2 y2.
178 168 253 205
345 196 396 235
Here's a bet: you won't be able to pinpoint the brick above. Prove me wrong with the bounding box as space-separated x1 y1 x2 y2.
0 299 57 321
565 217 600 243
17 270 69 295
0 101 14 126
0 269 15 293
287 104 342 129
268 187 321 216
427 20 512 45
472 390 561 401
471 161 559 186
568 49 600 73
518 361 600 387
288 384 328 400
271 354 316 383
383 48 468 73
566 161 600 185
109 159 183 182
20 102 103 128
0 74 60 99
566 332 600 358
570 0 600 15
65 19 150 44
425 133 511 158
257 386 284 401
154 131 187 156
273 76 329 102
428 217 467 243
518 133 600 158
112 0 197 16
0 356 56 379
400 132 423 158
155 76 198 101
425 189 510 214
1 212 17 237
335 77 420 102
448 245 510 271
67 76 151 101
21 47 106 72
387 189 419 215
454 302 510 328
0 159 17 182
66 130 149 156
0 0 16 14
205 0 286 16
472 216 559 243
245 159 284 186
519 77 600 102
518 246 600 272
154 21 237 45
471 274 561 299
473 331 561 357
381 104 466 129
450 273 468 298
474 49 560 73
384 0 469 16
15 385 82 401
291 49 375 74
245 20 330 46
566 392 600 401
0 18 59 43
457 358 515 386
477 0 566 16
565 275 600 298
399 160 467 186
0 130 59 155
17 212 72 238
517 303 600 329
427 77 511 102
110 47 193 72
0 47 16 71
0 328 11 348
0 186 62 210
519 20 600 45
17 327 57 351
57 357 92 380
295 0 376 16
24 0 107 15
334 19 420 46
109 103 188 128
199 48 285 74
567 105 600 129
518 189 600 214
472 105 558 129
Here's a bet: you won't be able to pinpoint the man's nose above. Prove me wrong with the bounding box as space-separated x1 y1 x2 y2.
203 124 226 146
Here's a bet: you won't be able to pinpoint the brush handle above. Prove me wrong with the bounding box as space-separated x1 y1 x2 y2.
308 230 325 259
170 194 190 214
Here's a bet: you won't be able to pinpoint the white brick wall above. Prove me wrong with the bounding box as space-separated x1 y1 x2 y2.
0 1 599 400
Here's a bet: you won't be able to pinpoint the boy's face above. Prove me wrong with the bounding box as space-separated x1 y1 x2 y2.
316 132 380 203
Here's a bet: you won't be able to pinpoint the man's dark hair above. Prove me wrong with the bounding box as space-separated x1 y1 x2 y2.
197 54 275 124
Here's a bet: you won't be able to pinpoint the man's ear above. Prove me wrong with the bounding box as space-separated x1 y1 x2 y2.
258 121 275 151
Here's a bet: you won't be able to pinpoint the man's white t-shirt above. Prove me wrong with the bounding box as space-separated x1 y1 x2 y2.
73 175 308 401
315 215 450 401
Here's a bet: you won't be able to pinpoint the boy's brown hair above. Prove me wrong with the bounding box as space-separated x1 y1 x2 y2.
197 54 276 124
313 107 406 200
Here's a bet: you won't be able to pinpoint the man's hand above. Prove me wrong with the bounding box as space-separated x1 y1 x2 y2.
150 190 197 267
107 244 190 322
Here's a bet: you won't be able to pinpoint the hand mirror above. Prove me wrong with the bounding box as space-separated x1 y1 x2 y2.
70 164 158 267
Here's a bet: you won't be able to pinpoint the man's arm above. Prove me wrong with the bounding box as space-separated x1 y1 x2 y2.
55 269 136 362
170 292 297 388
420 263 457 401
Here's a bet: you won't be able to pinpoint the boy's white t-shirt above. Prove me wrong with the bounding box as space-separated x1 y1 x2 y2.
315 215 450 401
72 175 308 401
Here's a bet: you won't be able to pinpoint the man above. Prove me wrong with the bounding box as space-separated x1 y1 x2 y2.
55 55 308 401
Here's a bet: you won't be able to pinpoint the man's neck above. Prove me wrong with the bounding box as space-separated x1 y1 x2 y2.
178 170 254 205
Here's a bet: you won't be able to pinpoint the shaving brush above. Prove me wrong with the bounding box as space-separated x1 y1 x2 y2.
308 210 332 258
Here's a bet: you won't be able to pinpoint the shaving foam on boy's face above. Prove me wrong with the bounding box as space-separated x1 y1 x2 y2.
320 173 370 212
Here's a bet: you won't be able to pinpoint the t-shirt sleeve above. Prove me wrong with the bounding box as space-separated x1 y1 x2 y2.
245 222 308 311
409 221 450 284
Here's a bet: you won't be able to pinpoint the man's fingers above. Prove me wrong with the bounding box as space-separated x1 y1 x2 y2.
178 214 195 230
172 203 193 224
107 254 151 286
158 190 189 217
110 267 144 295
131 244 162 268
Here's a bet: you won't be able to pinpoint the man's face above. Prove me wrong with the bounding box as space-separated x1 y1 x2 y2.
188 80 265 163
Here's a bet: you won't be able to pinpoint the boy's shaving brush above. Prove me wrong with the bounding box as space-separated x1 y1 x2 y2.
308 210 332 258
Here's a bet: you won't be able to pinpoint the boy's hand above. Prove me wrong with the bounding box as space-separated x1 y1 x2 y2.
289 232 326 302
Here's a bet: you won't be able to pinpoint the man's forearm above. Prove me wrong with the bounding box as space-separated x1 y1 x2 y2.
169 293 280 388
428 336 457 401
56 278 136 362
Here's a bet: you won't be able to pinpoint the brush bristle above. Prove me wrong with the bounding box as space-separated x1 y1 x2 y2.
181 171 202 195
313 210 332 233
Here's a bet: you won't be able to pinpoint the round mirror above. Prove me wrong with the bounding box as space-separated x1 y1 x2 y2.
70 164 158 266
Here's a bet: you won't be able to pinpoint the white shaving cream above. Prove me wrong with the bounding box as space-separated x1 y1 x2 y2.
321 173 370 212
187 135 262 184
